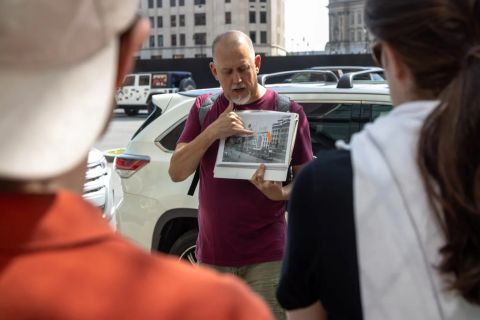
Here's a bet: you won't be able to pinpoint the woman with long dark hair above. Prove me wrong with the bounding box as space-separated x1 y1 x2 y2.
277 0 480 319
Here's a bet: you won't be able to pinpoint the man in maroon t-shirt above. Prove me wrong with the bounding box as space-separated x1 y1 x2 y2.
169 30 313 319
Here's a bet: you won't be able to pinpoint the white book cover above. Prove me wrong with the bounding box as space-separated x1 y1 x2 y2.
214 110 299 181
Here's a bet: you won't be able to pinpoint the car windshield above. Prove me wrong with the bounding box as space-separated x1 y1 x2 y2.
122 75 135 86
170 73 190 87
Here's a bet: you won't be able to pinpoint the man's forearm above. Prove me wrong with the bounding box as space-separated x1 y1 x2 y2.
168 129 216 182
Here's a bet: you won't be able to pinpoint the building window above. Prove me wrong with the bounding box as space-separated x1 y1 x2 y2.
260 11 267 23
157 16 163 28
173 54 185 59
225 12 231 24
179 0 185 5
148 0 154 8
225 0 231 2
171 34 177 46
195 53 207 58
260 31 267 44
171 15 176 27
158 35 164 47
194 13 206 26
149 16 154 27
179 14 185 26
249 0 255 2
260 0 266 2
157 0 163 7
249 11 256 23
193 33 207 45
152 54 162 59
249 31 256 43
180 33 186 46
170 0 175 7
194 0 206 4
149 35 155 47
357 12 362 24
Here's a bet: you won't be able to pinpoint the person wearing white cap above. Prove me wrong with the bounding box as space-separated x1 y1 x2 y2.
0 1 272 319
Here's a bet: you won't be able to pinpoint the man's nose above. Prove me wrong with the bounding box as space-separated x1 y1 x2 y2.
232 71 242 83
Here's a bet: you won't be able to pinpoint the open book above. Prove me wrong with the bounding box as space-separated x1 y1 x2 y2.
214 110 299 181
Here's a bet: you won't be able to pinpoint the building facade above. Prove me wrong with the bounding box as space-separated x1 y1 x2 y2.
138 0 286 59
325 0 373 54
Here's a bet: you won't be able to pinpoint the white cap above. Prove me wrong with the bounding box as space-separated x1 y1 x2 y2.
0 0 139 179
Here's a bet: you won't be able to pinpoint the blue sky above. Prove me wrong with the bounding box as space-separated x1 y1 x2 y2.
284 0 329 52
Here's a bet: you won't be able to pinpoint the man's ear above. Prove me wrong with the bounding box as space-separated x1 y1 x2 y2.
254 54 261 73
116 18 151 87
209 62 219 81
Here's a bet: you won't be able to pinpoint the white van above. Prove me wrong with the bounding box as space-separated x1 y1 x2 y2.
115 71 196 116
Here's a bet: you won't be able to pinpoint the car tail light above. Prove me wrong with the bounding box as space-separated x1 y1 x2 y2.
114 154 150 178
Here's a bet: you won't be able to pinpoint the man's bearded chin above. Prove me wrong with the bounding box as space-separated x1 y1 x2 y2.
230 91 251 105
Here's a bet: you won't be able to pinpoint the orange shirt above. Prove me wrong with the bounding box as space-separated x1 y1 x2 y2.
0 191 273 320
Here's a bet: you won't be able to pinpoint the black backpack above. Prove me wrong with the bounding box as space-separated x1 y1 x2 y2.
187 92 294 196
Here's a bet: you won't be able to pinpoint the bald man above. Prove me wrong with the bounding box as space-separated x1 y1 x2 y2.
169 31 313 319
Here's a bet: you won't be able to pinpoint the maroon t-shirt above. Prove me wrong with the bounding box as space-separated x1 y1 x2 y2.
177 89 313 266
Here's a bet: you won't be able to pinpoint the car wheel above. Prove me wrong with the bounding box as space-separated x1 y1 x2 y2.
178 78 196 92
169 229 198 264
124 108 139 116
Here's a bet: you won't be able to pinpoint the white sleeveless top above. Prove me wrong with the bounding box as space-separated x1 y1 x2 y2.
350 100 480 319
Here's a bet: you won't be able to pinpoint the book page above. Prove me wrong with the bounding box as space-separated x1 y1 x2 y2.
214 110 299 181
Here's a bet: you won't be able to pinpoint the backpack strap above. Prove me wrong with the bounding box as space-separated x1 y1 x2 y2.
187 92 221 196
275 93 298 186
198 92 221 127
276 93 292 112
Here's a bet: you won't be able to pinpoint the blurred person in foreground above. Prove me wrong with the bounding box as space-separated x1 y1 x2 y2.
0 1 272 319
168 30 313 320
277 0 480 319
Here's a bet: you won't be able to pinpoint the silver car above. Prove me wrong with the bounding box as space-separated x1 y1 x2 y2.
84 148 115 228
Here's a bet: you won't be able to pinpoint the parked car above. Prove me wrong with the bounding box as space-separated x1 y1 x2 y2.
113 69 392 263
83 148 115 228
259 66 384 85
115 71 196 116
308 66 385 80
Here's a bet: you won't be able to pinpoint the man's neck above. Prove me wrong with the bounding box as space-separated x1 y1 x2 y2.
249 84 267 103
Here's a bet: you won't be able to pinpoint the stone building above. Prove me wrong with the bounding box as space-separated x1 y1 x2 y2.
138 0 286 59
325 0 373 54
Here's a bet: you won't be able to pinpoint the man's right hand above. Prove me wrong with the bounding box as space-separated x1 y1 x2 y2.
169 101 252 182
205 101 253 140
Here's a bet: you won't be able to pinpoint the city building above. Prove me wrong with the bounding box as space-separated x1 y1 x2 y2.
325 0 373 54
138 0 286 59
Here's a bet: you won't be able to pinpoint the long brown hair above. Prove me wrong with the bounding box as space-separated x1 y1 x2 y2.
365 0 480 304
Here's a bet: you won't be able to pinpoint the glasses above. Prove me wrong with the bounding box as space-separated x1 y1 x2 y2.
371 41 383 67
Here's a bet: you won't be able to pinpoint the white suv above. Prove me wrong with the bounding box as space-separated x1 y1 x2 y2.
115 71 196 116
114 69 392 262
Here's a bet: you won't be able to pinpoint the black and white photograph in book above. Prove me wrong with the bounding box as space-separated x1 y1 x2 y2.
222 113 292 163
214 111 299 181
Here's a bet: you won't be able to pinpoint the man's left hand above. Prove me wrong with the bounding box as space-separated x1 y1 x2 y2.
250 164 287 201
